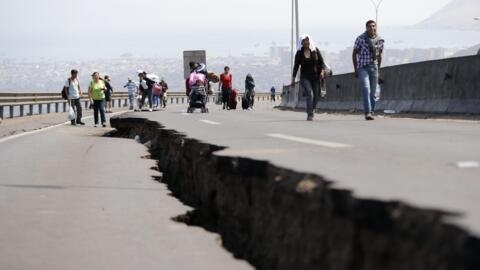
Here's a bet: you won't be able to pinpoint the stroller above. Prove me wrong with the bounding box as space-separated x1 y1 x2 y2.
187 73 209 113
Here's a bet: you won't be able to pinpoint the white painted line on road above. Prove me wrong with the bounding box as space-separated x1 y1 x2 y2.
200 119 221 125
456 161 479 169
0 110 128 144
0 122 68 144
266 133 351 149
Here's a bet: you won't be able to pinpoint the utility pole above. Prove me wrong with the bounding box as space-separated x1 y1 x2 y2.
291 0 300 76
370 0 384 25
291 0 295 74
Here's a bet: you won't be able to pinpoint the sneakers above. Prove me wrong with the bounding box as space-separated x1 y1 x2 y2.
148 108 153 112
94 124 98 128
307 114 314 121
365 113 375 120
102 123 107 127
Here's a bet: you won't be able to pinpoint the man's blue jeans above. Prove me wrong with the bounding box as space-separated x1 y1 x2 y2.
128 93 135 109
358 64 378 115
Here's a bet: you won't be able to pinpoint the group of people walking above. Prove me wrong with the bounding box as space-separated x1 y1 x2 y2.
218 66 257 110
131 71 169 112
64 20 382 124
64 69 169 127
64 70 113 127
293 19 384 121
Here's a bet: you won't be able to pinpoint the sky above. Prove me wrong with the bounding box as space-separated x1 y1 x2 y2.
0 0 467 60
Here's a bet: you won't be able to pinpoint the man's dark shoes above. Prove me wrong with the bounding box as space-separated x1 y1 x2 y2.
77 121 85 125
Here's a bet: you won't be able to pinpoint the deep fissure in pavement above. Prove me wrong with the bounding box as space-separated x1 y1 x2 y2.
110 116 480 270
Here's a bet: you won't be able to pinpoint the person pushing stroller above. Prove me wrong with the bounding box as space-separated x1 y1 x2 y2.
187 69 209 113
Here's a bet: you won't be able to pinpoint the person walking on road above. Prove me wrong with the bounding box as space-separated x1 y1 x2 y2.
160 78 169 108
124 78 138 110
270 86 276 102
352 20 384 121
65 69 85 125
138 71 155 112
104 75 113 113
245 73 255 110
292 34 326 121
88 72 107 127
152 82 162 109
219 66 232 110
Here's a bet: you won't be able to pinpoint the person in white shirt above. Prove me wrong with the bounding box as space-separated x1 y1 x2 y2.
65 69 84 125
124 78 138 110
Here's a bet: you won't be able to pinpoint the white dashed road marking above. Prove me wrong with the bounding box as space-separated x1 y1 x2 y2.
200 120 221 125
266 133 351 149
456 161 479 169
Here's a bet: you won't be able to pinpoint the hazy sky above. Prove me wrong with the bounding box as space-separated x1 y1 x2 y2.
0 0 462 59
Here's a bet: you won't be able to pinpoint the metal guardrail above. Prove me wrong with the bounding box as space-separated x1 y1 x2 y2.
0 92 281 119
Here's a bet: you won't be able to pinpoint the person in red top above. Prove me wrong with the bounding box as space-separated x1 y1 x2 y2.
219 66 232 110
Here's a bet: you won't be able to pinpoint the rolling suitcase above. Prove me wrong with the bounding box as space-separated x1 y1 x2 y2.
242 95 248 110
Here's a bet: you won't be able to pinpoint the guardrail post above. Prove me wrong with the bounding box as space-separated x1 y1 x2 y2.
55 102 59 113
39 104 43 115
84 101 88 109
124 98 128 107
176 98 179 104
20 105 24 117
10 105 14 118
118 99 121 107
171 98 173 104
47 103 51 114
63 102 67 112
0 106 3 119
29 104 33 115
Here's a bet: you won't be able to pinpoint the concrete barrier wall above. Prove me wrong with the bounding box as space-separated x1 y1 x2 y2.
280 55 480 114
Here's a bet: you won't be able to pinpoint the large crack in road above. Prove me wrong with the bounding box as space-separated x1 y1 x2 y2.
110 116 480 270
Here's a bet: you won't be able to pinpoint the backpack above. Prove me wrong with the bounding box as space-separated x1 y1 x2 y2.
152 83 163 95
61 79 71 100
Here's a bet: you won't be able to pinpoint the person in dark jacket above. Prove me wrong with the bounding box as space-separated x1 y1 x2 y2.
292 34 326 121
104 75 113 113
245 73 255 109
160 78 169 108
270 86 276 102
138 71 155 111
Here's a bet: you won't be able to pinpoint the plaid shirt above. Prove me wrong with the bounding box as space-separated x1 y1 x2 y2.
354 33 384 68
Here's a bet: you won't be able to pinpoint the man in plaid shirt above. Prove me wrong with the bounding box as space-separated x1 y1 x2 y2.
352 20 384 120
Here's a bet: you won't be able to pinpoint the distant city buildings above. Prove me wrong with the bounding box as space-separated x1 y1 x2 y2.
0 45 475 93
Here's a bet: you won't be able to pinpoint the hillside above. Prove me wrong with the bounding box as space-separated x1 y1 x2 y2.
414 0 480 31
451 43 480 57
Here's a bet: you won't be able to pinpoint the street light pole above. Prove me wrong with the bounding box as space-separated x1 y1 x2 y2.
291 0 300 76
295 0 300 46
291 0 295 74
370 0 384 25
